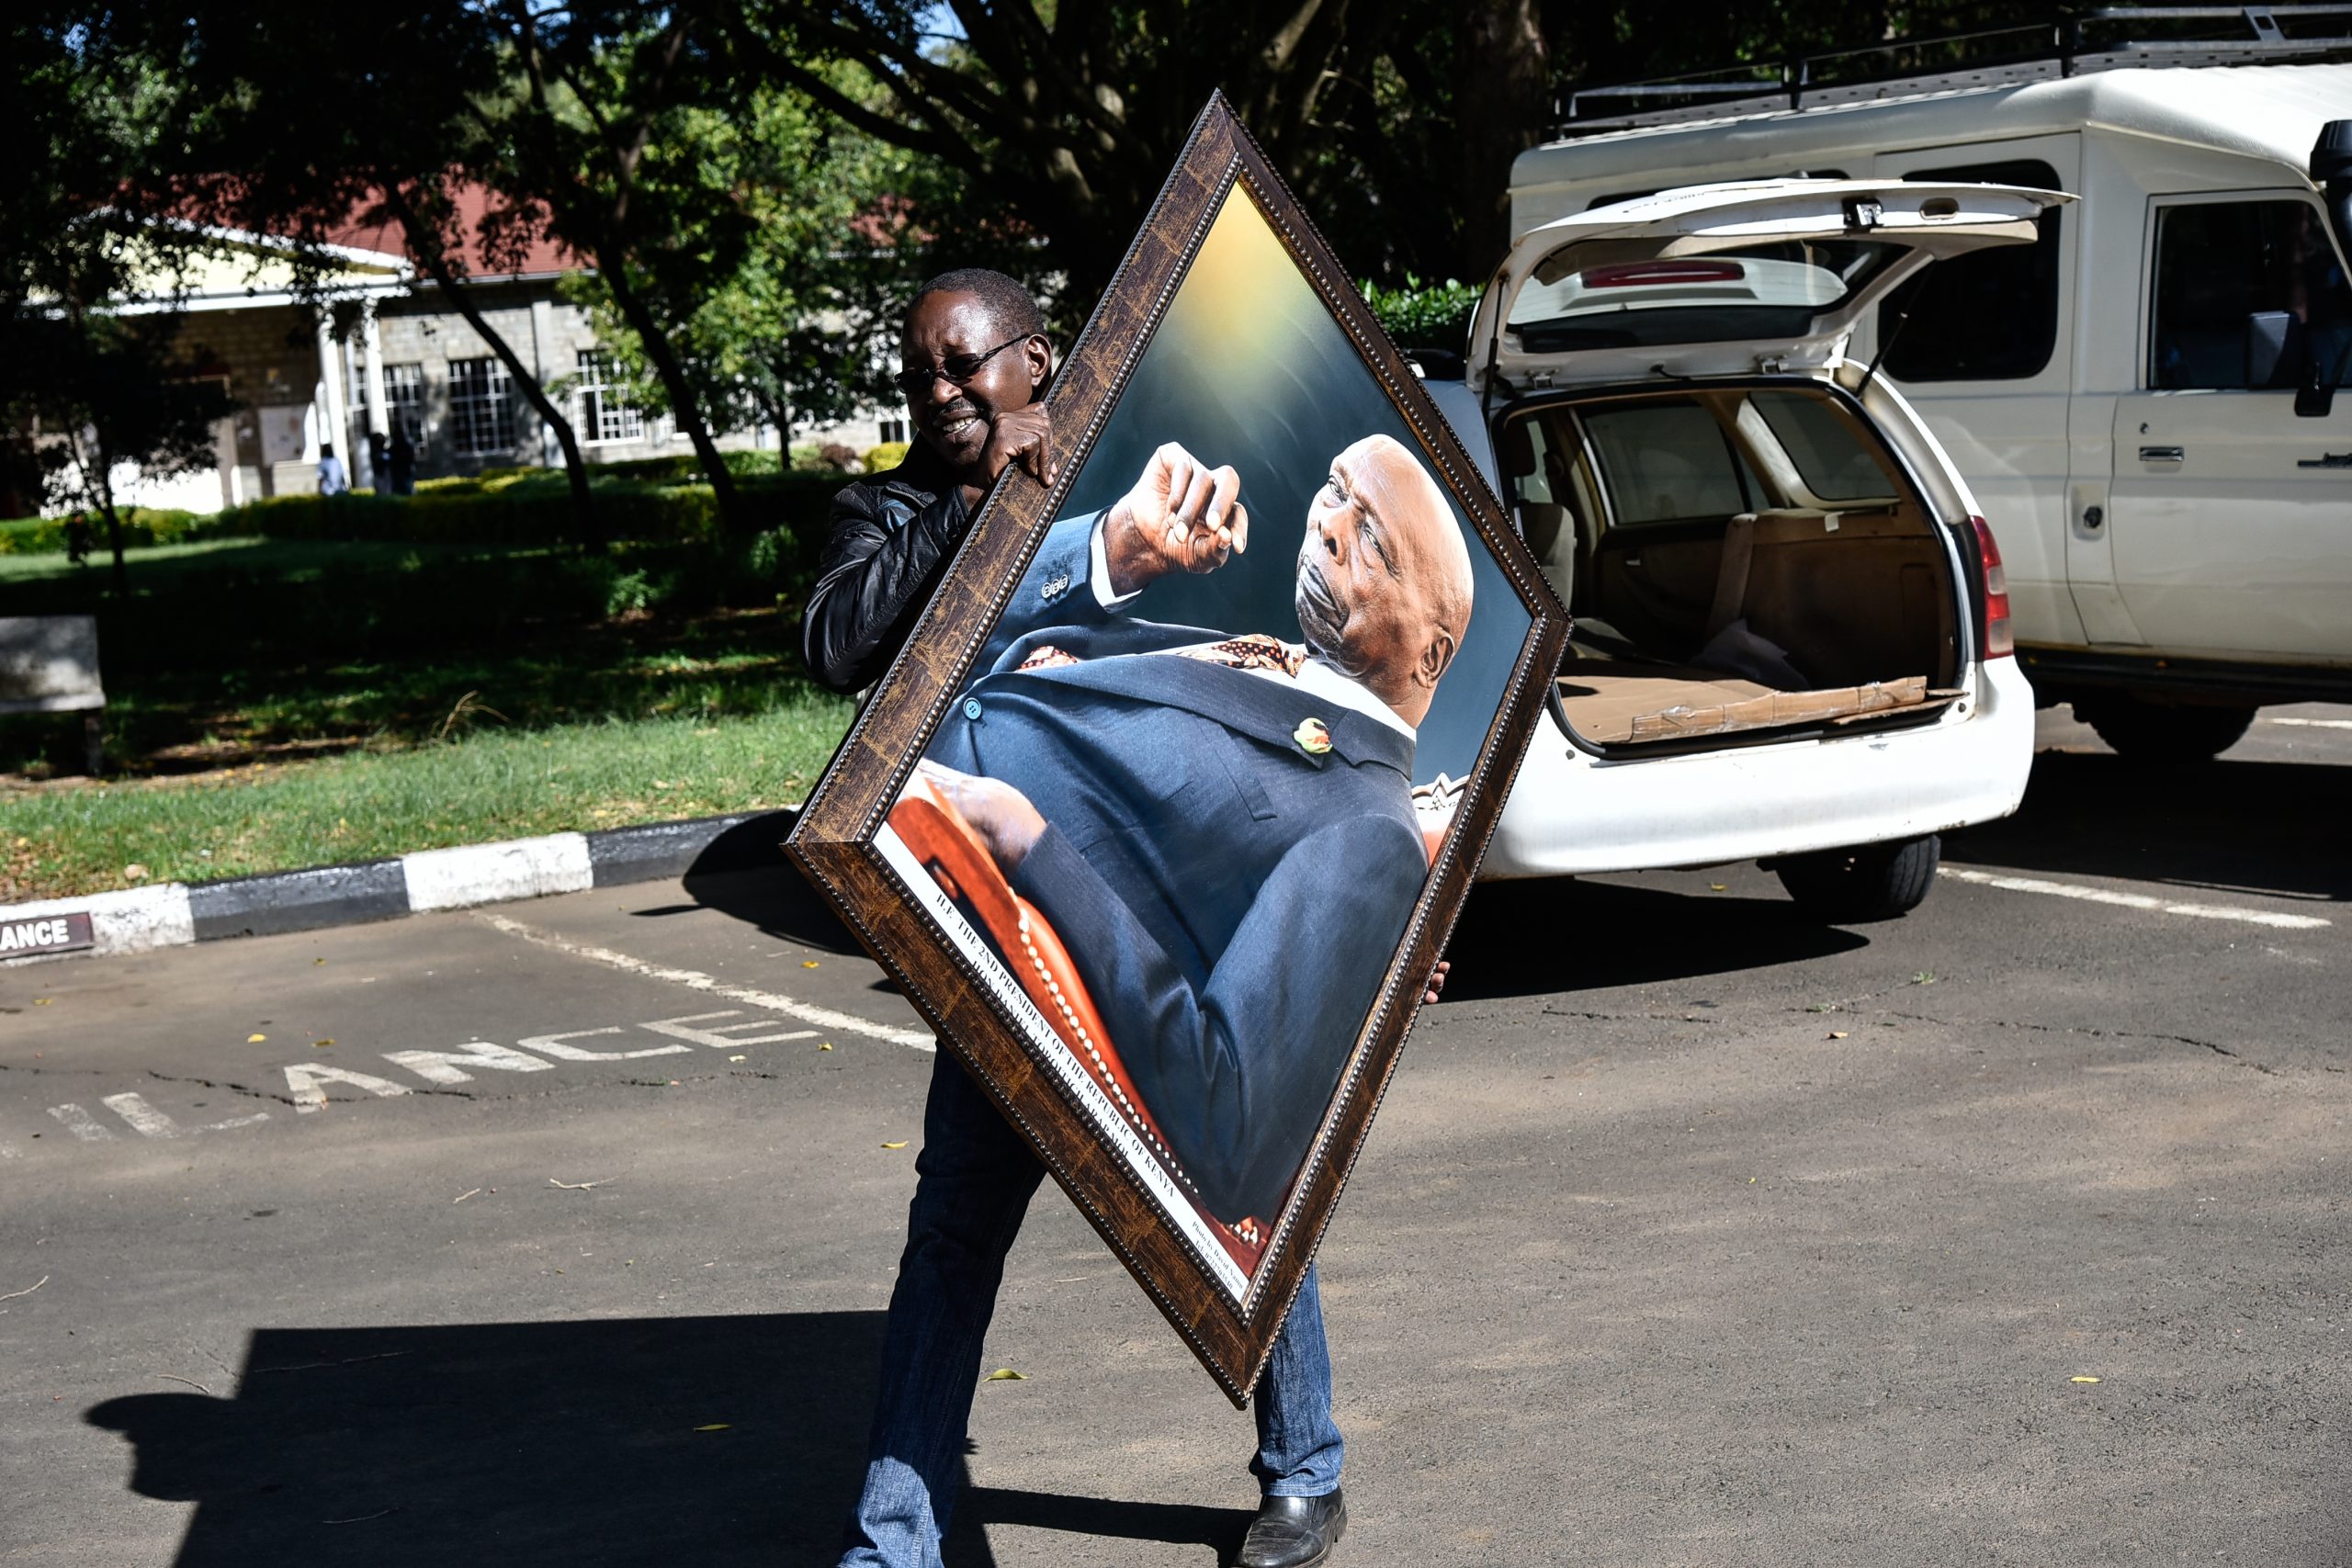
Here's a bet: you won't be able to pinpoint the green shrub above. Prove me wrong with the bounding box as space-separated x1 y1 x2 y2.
0 469 844 588
865 441 910 474
0 507 217 556
585 448 784 483
600 566 654 616
1359 274 1483 351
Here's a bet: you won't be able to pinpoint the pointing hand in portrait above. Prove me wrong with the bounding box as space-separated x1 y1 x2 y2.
1102 441 1250 594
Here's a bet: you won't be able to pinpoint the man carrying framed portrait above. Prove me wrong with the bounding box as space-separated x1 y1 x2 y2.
804 269 1364 1568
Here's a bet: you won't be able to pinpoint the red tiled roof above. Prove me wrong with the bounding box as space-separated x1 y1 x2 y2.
325 183 583 277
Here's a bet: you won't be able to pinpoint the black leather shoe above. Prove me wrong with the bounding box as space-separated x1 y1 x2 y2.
1234 1488 1346 1568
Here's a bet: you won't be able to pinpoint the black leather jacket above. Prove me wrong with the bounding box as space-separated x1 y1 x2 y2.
798 444 971 695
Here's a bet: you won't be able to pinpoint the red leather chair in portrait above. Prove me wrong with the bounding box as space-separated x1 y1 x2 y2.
888 775 1269 1275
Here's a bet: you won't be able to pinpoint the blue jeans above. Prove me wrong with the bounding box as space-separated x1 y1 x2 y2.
839 1051 1344 1568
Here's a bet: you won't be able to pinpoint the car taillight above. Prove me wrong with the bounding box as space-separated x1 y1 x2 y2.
1968 513 2013 660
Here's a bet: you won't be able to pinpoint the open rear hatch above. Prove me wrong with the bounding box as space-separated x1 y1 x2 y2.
1468 179 2068 389
1469 180 2069 751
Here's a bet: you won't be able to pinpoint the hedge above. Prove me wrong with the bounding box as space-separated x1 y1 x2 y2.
0 508 208 556
0 449 907 558
0 484 851 675
1360 274 1483 350
0 471 842 552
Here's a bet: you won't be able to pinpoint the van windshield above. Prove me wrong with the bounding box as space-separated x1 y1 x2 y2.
1508 238 1906 352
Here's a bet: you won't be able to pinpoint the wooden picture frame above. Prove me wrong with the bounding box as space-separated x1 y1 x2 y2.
786 92 1568 1404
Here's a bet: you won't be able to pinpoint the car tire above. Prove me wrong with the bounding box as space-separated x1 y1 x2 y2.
1774 834 1941 923
2074 695 2256 761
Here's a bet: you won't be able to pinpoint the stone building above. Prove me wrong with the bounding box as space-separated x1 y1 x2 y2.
118 192 900 513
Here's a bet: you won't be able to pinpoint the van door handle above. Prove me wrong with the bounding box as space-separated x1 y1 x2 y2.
2139 446 2185 464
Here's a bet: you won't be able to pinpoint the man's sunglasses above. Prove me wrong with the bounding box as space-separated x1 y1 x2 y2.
895 333 1032 399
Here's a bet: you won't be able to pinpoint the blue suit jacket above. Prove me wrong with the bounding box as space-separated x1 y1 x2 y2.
925 514 1428 1220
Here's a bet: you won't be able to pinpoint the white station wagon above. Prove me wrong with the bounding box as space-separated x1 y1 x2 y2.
1430 177 2072 919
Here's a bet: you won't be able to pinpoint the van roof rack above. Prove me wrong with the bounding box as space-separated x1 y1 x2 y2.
1559 6 2352 134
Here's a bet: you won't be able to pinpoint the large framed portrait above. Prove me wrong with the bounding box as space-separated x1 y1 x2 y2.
787 94 1567 1403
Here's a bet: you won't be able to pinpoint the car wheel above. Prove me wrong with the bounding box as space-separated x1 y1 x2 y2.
1774 834 1941 923
2073 695 2256 761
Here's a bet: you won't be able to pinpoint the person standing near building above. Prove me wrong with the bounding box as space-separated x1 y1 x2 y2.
316 444 348 497
804 267 1438 1568
387 431 415 496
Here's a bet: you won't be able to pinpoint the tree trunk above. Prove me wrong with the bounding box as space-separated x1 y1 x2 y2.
82 425 130 600
381 186 602 550
99 492 130 602
1453 0 1553 284
598 255 743 531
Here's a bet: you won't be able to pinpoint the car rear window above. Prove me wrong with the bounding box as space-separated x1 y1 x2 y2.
1507 238 1907 352
1580 400 1757 524
1747 389 1894 501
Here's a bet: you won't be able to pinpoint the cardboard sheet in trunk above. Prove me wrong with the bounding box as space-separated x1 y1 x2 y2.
1556 658 1942 745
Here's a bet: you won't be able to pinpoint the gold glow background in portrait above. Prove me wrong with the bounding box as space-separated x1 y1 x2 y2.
1058 186 1529 787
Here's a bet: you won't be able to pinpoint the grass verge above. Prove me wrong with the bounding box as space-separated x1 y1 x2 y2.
3 694 854 904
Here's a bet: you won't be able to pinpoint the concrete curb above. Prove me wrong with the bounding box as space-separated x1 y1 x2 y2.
2 810 795 964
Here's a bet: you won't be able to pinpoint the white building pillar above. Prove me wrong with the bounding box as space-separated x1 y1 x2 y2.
530 298 560 469
360 307 390 488
314 315 352 472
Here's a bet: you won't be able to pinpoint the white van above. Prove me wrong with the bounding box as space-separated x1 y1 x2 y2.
1433 180 2064 918
1506 56 2352 761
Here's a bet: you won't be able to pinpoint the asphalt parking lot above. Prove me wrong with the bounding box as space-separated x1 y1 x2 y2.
4 705 2347 1567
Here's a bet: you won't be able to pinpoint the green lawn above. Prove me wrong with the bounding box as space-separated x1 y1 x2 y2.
0 528 860 904
3 694 853 902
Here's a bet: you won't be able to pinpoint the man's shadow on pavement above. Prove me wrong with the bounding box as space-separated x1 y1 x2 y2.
676 809 1871 998
87 1312 1248 1566
677 810 868 957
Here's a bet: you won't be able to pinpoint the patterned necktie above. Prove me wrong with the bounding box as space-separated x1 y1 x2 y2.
1014 631 1308 677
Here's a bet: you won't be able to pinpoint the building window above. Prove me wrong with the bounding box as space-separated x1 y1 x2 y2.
575 351 645 445
354 363 426 445
1877 159 2064 384
383 364 425 444
2150 197 2352 390
877 415 909 444
448 356 516 456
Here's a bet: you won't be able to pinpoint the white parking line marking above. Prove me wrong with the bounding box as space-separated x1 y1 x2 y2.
282 1063 413 1113
516 1025 692 1061
474 910 934 1051
1944 868 2331 930
47 1104 113 1141
2263 716 2352 729
382 1040 558 1087
637 1011 820 1050
101 1092 181 1138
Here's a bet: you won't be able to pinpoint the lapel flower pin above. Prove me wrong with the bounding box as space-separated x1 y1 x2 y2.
1293 716 1333 756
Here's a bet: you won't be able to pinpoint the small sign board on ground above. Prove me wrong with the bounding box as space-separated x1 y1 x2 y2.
0 911 96 957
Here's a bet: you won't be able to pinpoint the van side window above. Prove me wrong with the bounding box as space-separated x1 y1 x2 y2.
1877 159 2064 383
1581 400 1756 525
2150 199 2352 390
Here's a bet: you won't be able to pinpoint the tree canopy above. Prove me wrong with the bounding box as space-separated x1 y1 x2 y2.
11 0 2056 527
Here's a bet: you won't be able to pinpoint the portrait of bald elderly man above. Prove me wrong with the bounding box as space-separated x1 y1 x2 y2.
910 430 1475 1224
